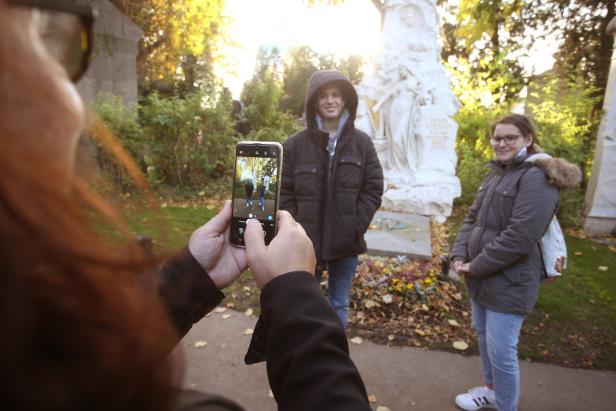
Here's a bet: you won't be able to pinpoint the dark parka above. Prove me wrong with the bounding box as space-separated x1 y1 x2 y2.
451 155 580 315
280 70 384 266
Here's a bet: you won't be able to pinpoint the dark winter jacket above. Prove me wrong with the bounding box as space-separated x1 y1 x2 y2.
280 70 383 265
159 252 371 411
451 155 581 314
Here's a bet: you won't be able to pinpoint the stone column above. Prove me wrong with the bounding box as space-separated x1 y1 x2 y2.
584 17 616 235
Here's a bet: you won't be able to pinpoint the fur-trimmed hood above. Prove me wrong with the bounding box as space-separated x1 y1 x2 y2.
526 153 582 190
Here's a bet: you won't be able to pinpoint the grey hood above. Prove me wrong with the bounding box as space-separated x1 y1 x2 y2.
304 70 358 130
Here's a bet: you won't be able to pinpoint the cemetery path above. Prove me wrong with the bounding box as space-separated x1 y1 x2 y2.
177 308 616 411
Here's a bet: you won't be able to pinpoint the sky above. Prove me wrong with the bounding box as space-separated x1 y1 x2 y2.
217 0 559 99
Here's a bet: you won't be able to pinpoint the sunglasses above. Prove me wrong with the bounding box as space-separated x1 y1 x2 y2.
7 0 94 82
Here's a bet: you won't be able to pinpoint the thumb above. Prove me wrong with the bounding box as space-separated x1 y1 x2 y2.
244 218 266 260
202 200 232 234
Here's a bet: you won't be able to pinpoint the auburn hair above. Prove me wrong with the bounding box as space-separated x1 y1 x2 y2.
0 7 179 410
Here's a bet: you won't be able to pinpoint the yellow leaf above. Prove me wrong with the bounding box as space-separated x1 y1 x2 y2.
350 336 363 345
448 319 460 327
376 407 392 411
222 314 232 319
244 308 254 316
368 394 377 403
268 389 274 398
387 334 395 341
574 251 583 256
194 340 207 348
243 328 254 335
214 307 226 313
226 302 235 308
453 341 469 350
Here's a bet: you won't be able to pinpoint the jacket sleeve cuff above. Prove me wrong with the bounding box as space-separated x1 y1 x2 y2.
159 248 225 337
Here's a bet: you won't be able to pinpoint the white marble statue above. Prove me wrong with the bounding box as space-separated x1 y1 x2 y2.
355 0 460 222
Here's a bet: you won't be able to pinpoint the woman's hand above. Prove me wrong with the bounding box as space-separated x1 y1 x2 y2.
244 210 316 289
188 200 247 289
458 262 472 276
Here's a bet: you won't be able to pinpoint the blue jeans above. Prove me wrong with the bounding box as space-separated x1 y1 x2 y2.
326 256 358 329
471 299 525 411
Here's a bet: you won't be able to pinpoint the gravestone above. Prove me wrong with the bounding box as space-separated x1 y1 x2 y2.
584 17 616 235
77 0 142 105
355 0 460 223
74 0 142 178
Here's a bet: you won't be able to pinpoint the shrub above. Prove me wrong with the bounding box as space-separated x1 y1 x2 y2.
91 93 144 188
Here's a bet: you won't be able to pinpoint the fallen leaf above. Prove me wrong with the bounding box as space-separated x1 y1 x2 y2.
414 328 426 336
244 328 254 335
222 314 232 319
376 407 391 411
574 251 583 256
382 294 393 304
448 319 460 327
268 389 273 398
421 304 429 312
194 340 207 348
368 394 377 403
365 300 379 309
214 307 226 313
242 286 251 292
598 266 608 271
387 334 395 341
453 341 469 350
226 302 235 308
350 336 363 345
244 308 254 316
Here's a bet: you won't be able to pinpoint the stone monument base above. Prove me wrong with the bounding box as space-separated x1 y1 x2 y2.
365 210 432 260
583 216 616 235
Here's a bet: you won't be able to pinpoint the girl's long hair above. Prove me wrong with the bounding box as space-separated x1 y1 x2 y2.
0 13 179 411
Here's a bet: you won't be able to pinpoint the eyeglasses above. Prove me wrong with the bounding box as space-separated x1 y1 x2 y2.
7 0 94 82
490 134 524 146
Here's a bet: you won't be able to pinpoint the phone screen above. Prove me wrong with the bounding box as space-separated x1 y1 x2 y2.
230 142 282 246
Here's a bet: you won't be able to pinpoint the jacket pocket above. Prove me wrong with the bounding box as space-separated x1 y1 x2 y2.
293 163 321 196
493 184 517 224
336 156 362 188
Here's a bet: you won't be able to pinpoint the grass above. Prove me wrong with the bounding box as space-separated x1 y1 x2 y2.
520 235 616 369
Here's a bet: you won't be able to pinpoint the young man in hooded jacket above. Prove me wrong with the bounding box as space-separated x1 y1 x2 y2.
280 70 384 328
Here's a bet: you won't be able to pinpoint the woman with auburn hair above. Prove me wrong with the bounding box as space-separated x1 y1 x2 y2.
0 1 371 410
451 114 581 411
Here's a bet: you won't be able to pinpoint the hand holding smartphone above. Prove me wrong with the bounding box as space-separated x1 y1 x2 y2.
230 141 282 247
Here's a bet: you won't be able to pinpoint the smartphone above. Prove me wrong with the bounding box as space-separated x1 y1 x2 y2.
230 141 283 247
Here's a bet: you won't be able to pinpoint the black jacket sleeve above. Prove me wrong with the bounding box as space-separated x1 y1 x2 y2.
356 137 383 235
279 139 297 216
158 249 224 338
258 271 371 411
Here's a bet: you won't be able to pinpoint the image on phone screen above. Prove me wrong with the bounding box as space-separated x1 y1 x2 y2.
230 142 282 246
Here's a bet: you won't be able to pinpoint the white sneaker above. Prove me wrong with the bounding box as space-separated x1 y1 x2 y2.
455 386 496 410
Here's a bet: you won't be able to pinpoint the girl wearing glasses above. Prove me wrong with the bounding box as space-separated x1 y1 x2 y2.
451 114 581 411
0 1 370 410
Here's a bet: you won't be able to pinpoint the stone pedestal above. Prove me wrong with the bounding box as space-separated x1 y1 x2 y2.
584 17 616 235
365 211 432 260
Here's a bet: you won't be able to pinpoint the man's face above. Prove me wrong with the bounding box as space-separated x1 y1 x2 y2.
316 85 345 122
